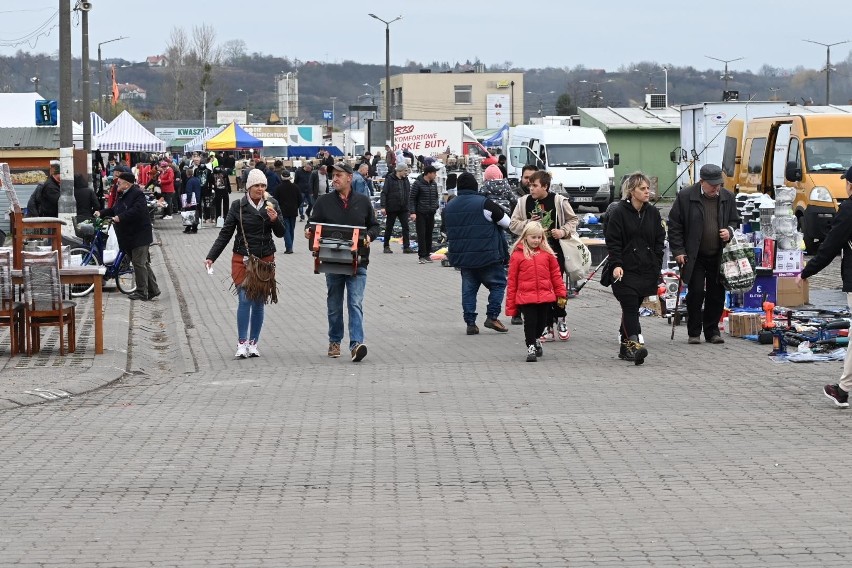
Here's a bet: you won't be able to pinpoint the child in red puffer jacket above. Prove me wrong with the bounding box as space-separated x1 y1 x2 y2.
506 221 567 362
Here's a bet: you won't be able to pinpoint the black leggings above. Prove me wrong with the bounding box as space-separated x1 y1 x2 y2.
213 191 230 220
615 292 642 341
519 303 550 346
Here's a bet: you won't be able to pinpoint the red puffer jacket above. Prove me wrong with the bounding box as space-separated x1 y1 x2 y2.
505 243 567 316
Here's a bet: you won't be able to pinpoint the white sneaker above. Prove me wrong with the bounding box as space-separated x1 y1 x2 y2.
235 341 248 358
247 341 260 357
163 215 173 220
557 320 570 341
540 327 556 342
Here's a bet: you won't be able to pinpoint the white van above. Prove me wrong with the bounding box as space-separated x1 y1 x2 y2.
504 125 617 212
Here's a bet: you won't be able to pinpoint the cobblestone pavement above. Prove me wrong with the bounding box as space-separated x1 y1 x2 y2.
1 199 851 567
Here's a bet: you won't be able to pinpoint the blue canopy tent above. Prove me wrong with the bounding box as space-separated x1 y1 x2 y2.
483 123 509 148
284 146 344 158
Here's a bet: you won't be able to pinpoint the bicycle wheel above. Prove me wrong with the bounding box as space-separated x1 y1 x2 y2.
69 247 100 297
115 254 137 294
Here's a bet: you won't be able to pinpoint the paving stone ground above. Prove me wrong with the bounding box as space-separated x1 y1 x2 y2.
1 196 851 567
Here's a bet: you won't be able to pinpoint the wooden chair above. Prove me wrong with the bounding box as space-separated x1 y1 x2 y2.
0 250 25 355
21 250 76 355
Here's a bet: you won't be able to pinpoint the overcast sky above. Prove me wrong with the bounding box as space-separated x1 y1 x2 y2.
1 1 850 74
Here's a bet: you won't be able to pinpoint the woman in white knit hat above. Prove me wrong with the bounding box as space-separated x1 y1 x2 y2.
205 168 285 358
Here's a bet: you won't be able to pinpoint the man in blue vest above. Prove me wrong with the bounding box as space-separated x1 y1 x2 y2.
443 172 511 335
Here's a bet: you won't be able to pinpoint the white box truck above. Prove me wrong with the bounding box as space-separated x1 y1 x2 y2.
504 124 617 212
676 101 790 190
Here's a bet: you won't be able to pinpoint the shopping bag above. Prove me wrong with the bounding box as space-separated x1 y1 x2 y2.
180 210 197 226
719 234 756 293
180 192 197 209
559 232 593 281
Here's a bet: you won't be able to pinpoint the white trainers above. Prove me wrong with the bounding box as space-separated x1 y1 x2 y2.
557 320 570 341
247 341 260 357
235 341 248 358
162 215 173 220
540 327 556 342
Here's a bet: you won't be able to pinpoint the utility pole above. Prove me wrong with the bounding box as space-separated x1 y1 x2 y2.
804 39 850 105
58 0 75 220
369 14 402 145
76 1 92 186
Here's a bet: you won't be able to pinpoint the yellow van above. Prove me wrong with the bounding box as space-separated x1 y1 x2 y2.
721 114 852 254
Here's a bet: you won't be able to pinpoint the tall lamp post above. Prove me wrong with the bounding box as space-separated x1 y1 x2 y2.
368 13 402 146
804 39 850 105
98 36 126 117
705 55 743 97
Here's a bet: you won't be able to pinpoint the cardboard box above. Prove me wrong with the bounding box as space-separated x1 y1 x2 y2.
775 276 809 307
742 273 777 309
728 312 765 337
775 249 803 275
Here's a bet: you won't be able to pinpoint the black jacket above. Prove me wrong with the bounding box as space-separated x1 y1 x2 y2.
206 195 285 261
99 184 153 252
802 197 852 291
308 190 380 267
667 182 741 283
27 176 61 217
605 199 666 297
309 170 328 198
409 174 439 214
380 173 411 213
294 167 312 194
74 186 99 221
269 180 301 218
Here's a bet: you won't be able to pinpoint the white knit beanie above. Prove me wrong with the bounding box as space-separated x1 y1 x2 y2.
246 168 267 189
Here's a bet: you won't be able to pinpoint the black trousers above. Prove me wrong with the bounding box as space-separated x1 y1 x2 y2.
213 191 230 220
520 303 550 346
686 253 725 339
383 211 410 249
616 292 642 341
415 212 435 258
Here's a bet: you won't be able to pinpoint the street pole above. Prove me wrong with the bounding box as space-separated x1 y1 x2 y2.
804 39 850 105
79 2 91 160
97 37 126 118
369 14 402 146
58 0 75 220
706 55 743 98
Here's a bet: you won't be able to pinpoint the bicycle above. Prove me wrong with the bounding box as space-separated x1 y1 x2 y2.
69 217 136 297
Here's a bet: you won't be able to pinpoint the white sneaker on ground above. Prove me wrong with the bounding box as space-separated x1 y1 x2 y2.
163 215 173 220
557 320 570 341
540 327 556 342
248 341 260 357
235 341 248 358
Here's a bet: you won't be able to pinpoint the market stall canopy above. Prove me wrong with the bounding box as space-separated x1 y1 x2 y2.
93 110 166 152
204 121 263 151
90 112 108 137
285 146 343 158
482 123 509 148
184 124 226 153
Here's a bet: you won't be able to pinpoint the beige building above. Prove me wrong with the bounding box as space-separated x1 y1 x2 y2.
381 71 524 130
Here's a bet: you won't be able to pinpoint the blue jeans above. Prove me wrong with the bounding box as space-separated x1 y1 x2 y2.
236 286 265 343
282 216 296 252
299 192 314 218
460 264 507 325
326 266 367 350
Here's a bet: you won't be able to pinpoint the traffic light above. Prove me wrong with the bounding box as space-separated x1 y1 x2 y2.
35 100 58 126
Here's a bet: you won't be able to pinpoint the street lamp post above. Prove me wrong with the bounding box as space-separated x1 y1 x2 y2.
526 90 555 118
236 88 249 118
804 39 850 105
98 36 126 117
705 55 743 96
368 13 402 146
633 65 669 104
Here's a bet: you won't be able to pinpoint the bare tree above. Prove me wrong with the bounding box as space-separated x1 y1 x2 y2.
221 39 247 65
165 27 188 118
191 24 221 66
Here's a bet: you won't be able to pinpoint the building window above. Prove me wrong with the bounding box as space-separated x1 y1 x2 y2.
454 85 472 104
454 117 473 129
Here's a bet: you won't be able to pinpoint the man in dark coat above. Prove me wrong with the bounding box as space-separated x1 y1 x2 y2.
26 162 61 217
800 166 852 407
379 163 413 253
294 163 313 221
306 163 380 363
73 173 99 222
443 172 512 335
408 165 440 263
95 172 160 301
667 163 740 344
269 170 301 254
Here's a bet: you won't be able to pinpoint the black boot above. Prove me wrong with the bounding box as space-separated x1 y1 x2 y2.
621 335 648 366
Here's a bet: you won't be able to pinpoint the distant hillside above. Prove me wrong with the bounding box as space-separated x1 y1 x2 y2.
1 50 849 125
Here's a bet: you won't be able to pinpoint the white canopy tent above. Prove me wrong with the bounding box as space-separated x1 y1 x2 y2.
93 110 166 153
183 125 226 153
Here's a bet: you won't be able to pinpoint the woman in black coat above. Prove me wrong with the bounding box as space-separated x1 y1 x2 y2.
605 172 666 365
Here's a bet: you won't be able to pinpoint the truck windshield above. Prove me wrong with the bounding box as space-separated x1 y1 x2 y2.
804 138 852 173
546 144 604 167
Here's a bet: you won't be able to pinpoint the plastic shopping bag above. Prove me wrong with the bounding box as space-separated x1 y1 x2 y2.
719 234 756 293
